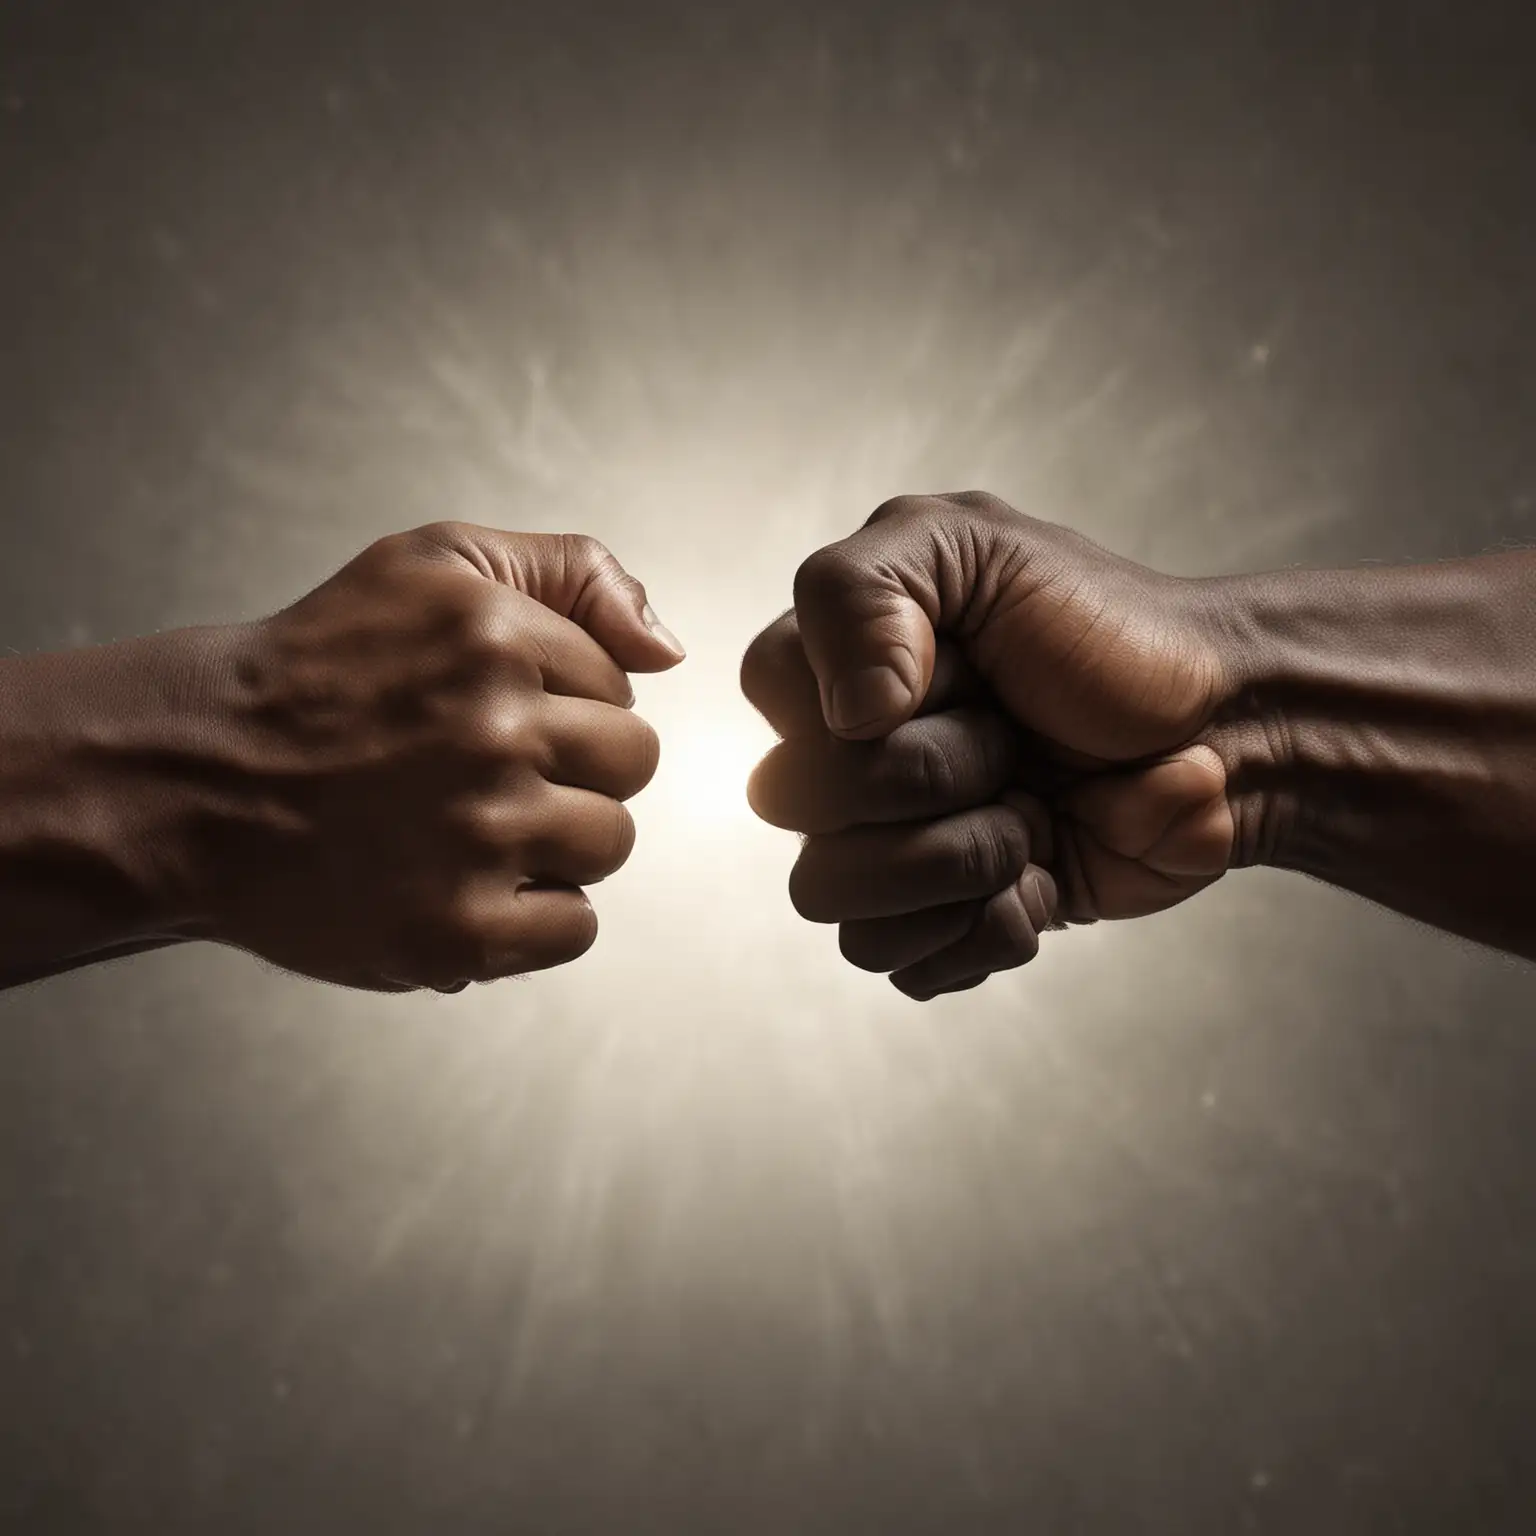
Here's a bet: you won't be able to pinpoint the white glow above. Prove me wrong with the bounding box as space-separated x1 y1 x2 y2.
652 711 775 828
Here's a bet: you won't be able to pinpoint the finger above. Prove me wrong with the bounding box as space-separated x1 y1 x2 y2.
838 901 983 973
526 786 638 886
743 609 987 740
444 879 602 984
1001 788 1057 866
1053 819 1221 924
1061 746 1233 879
748 708 1019 834
793 494 994 740
788 804 1032 923
465 785 637 887
890 866 1058 1000
410 523 686 673
741 611 823 737
900 972 988 1000
507 595 637 707
540 695 662 801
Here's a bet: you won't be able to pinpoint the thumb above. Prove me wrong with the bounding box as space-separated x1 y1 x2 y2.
1062 746 1234 882
418 524 686 673
547 533 687 674
791 513 944 740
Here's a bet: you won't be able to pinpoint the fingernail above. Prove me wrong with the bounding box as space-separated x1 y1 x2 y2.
642 603 686 659
1021 866 1059 927
829 665 910 735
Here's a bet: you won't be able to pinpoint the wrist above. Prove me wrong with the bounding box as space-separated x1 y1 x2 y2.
1192 565 1363 875
0 625 254 975
1195 551 1536 950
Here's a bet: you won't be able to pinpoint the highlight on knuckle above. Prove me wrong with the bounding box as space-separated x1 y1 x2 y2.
457 700 538 767
943 489 1010 522
867 493 924 527
451 587 515 659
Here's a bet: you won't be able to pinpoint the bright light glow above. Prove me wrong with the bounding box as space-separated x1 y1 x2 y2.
654 713 774 826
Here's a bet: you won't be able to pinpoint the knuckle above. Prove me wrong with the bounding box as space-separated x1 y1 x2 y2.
445 797 506 851
562 533 633 600
388 521 476 572
866 494 925 527
558 531 608 571
943 489 1010 520
562 532 647 626
957 821 994 886
457 701 538 765
910 729 961 806
958 812 1029 888
451 586 512 652
418 518 471 546
426 582 515 671
792 543 858 612
366 528 416 565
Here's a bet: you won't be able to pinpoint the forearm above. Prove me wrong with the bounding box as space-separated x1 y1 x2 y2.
1206 549 1536 960
0 630 235 988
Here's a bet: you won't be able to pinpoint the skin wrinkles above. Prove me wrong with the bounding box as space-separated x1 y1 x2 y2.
743 490 1536 995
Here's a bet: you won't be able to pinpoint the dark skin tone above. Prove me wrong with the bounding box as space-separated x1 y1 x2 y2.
0 523 685 992
5 492 1535 997
743 490 1536 999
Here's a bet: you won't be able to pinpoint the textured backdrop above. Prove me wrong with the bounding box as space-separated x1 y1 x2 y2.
3 3 1536 1531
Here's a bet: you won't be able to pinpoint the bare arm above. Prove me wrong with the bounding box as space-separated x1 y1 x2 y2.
744 493 1536 997
0 524 684 994
0 630 225 987
1209 549 1536 961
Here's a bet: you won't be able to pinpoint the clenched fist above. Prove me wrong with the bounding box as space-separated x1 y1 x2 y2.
0 523 684 992
742 491 1239 999
200 524 686 991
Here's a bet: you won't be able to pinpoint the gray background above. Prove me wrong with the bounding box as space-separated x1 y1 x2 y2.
3 2 1536 1531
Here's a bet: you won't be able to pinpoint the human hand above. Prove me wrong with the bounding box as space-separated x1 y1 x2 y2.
742 491 1238 997
180 523 684 992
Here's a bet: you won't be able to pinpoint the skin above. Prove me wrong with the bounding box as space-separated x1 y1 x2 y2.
0 522 685 993
742 490 1536 1000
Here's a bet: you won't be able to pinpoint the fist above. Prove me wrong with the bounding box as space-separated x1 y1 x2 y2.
743 491 1242 997
745 624 1061 999
184 523 684 992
